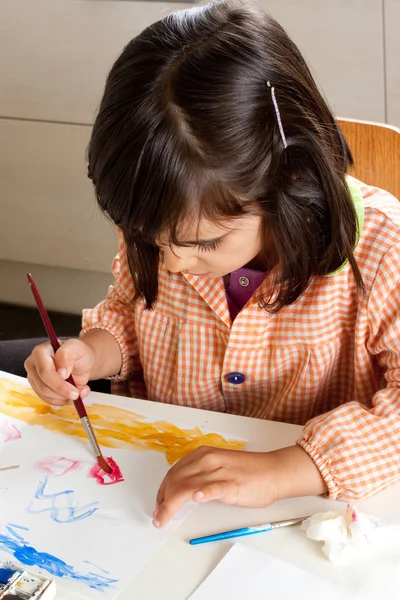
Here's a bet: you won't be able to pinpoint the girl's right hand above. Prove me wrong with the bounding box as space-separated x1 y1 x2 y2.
24 338 97 406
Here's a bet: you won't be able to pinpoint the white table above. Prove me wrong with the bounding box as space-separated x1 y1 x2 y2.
49 392 400 600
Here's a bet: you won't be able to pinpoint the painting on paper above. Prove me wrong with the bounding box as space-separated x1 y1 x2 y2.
0 371 245 598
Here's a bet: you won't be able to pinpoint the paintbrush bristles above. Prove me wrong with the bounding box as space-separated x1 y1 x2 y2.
97 455 112 474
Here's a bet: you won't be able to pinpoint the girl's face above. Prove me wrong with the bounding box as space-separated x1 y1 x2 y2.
159 215 264 278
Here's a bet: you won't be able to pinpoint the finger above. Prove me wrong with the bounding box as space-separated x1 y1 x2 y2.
156 463 192 507
53 344 80 380
34 364 80 402
156 477 167 508
27 371 72 406
156 461 197 507
24 343 54 377
27 342 80 400
156 461 211 507
78 385 90 399
28 370 89 406
154 470 224 528
54 338 93 381
155 447 222 506
193 481 239 504
156 468 184 508
153 481 197 529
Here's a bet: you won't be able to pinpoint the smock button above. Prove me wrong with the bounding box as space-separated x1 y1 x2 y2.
239 276 250 287
226 372 246 384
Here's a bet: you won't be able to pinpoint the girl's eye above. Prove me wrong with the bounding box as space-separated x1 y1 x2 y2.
196 239 222 253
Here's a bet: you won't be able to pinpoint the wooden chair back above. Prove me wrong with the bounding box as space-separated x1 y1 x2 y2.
337 118 400 198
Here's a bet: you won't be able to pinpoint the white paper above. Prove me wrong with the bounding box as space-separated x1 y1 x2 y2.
188 544 361 600
358 558 400 600
0 372 245 599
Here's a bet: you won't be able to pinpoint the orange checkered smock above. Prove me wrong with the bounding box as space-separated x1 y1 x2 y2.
82 178 400 502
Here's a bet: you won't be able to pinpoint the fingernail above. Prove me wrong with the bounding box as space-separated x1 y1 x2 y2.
69 390 79 401
152 519 160 528
194 490 204 500
80 387 89 399
57 368 67 379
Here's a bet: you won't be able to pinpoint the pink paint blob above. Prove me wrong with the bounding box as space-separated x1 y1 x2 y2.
35 457 82 476
89 457 124 485
345 503 358 525
0 421 21 442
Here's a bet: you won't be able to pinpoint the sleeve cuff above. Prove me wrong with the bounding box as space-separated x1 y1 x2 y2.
297 438 341 500
79 324 131 381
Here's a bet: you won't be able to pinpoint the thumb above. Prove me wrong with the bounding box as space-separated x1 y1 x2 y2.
53 339 87 379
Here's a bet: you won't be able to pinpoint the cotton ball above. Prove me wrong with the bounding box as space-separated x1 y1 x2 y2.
301 504 400 563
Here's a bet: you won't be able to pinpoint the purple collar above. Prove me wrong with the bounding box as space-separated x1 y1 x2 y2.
225 267 266 320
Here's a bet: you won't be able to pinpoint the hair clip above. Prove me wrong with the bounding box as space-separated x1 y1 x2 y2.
266 81 287 149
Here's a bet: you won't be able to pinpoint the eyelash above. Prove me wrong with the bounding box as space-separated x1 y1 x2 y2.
195 239 223 253
157 239 223 253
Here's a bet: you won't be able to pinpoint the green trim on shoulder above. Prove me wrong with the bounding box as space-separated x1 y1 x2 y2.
325 175 364 277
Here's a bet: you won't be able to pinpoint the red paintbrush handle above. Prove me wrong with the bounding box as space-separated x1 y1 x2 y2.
27 273 59 351
66 375 87 419
27 273 88 419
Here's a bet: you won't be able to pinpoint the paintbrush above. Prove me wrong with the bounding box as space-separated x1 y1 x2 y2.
189 515 311 545
27 273 112 474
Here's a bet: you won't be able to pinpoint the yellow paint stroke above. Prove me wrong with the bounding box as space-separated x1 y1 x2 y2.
0 379 245 464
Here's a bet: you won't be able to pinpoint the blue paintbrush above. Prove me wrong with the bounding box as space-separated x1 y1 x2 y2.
189 515 310 545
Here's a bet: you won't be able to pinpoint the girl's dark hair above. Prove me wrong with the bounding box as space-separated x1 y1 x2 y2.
88 0 362 311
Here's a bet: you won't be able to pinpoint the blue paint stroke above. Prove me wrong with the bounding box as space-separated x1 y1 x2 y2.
83 561 110 575
0 528 118 592
6 525 26 540
8 523 29 531
27 476 99 523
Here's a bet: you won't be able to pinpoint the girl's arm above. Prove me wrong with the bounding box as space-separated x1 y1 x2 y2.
79 329 122 380
153 445 326 529
298 239 400 502
25 229 141 405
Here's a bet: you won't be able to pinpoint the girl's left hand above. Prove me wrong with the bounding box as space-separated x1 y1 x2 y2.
153 445 326 528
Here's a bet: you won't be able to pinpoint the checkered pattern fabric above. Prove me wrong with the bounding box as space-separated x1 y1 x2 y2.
82 178 400 501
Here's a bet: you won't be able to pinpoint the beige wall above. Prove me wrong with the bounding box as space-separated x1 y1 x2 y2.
0 0 192 125
0 0 386 124
0 0 398 314
385 0 400 126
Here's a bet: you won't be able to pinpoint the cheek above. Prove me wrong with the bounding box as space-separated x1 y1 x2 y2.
234 235 262 257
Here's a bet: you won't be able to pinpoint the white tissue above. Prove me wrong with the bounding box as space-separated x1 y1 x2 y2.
301 504 400 562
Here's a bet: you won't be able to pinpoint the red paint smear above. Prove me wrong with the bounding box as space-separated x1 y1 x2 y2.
36 457 82 476
89 457 124 485
0 421 21 442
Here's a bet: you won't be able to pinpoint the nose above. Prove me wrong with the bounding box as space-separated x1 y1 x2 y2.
163 247 197 274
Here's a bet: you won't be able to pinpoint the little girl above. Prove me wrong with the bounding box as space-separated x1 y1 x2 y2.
25 1 400 529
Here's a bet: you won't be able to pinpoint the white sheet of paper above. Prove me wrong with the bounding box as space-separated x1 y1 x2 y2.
188 544 361 600
0 372 245 599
